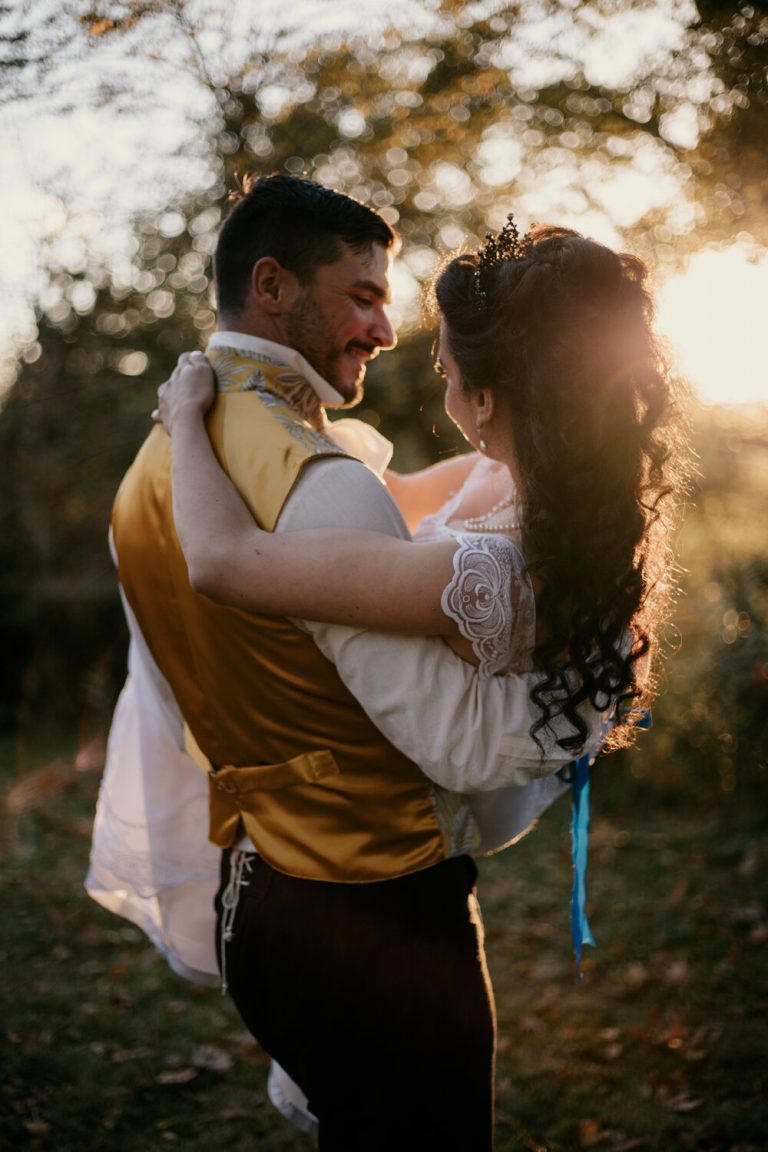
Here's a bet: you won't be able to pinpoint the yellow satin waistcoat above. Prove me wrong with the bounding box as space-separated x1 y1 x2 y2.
112 349 446 882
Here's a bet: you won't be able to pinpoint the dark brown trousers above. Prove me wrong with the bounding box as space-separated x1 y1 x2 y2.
216 850 496 1151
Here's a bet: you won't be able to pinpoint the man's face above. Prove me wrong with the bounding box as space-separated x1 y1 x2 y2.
284 243 396 406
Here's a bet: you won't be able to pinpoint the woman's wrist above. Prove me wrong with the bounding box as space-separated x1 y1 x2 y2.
168 404 208 435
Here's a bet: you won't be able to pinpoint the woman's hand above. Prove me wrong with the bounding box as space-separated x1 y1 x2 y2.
154 351 216 435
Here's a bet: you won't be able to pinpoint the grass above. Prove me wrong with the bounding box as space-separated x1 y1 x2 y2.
2 734 765 1152
486 797 767 1152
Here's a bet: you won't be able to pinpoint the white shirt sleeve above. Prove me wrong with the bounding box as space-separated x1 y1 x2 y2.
277 456 605 792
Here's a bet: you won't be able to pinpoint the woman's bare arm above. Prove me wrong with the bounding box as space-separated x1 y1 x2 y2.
157 353 466 640
385 454 479 534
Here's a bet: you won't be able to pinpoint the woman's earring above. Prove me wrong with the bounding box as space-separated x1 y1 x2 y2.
479 438 487 452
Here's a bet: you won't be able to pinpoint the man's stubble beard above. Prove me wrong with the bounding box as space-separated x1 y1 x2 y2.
284 290 365 408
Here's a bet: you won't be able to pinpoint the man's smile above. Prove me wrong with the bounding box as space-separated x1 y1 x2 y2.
346 341 377 364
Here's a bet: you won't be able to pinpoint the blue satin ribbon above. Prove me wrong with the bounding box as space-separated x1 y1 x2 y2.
570 753 596 980
568 709 651 979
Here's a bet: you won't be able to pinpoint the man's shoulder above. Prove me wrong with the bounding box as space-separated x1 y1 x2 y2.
280 455 409 537
211 390 339 462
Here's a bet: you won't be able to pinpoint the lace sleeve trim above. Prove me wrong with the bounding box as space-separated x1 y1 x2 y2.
440 533 536 679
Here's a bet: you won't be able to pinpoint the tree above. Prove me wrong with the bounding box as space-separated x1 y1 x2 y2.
686 1 768 245
0 209 215 735
1 0 766 739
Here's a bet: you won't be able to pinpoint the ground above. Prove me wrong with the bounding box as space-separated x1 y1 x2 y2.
1 736 765 1151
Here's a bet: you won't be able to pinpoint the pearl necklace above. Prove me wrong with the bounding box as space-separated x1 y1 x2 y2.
463 496 521 532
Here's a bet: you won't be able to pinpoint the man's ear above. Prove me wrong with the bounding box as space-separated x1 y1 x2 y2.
251 257 301 315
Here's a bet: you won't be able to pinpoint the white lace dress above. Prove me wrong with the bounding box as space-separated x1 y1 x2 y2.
417 455 569 858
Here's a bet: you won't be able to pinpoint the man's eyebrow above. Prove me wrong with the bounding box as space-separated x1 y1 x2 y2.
353 278 392 304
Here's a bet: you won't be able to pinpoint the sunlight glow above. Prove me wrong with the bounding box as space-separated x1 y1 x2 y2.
0 0 765 414
656 246 768 406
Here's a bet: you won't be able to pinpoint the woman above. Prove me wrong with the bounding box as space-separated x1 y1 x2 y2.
159 220 687 758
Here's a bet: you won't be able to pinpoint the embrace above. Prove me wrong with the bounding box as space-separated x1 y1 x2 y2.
87 174 686 1150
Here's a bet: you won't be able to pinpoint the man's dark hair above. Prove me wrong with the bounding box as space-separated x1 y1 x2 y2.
214 173 397 316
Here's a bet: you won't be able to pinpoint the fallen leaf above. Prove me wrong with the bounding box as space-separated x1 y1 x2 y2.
730 902 763 924
112 1046 155 1064
664 876 690 906
667 1092 703 1113
579 1118 602 1147
192 1044 232 1072
4 760 74 813
217 1108 266 1121
23 1121 50 1135
738 844 760 876
155 1068 198 1085
622 962 648 988
663 959 691 986
519 1015 546 1034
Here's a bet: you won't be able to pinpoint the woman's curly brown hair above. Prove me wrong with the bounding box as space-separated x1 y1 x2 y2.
433 224 691 753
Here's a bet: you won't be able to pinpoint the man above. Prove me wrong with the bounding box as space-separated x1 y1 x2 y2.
93 175 595 1150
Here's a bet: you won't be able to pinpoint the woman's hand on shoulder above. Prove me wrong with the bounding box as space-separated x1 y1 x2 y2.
154 350 216 435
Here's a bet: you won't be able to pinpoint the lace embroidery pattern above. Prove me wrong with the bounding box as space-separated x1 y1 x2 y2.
441 533 536 678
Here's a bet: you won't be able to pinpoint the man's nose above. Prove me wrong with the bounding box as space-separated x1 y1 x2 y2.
371 308 397 351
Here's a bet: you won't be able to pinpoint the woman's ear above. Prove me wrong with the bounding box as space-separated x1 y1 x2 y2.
472 388 496 432
251 257 301 315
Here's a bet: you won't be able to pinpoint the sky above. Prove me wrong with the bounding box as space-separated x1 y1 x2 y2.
0 0 766 406
656 246 768 407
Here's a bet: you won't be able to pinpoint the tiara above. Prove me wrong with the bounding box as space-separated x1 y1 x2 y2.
473 213 532 306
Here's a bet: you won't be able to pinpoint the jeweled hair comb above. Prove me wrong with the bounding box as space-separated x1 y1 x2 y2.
473 213 533 306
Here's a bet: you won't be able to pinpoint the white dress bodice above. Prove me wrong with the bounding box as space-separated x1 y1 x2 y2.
417 455 535 677
406 455 568 860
